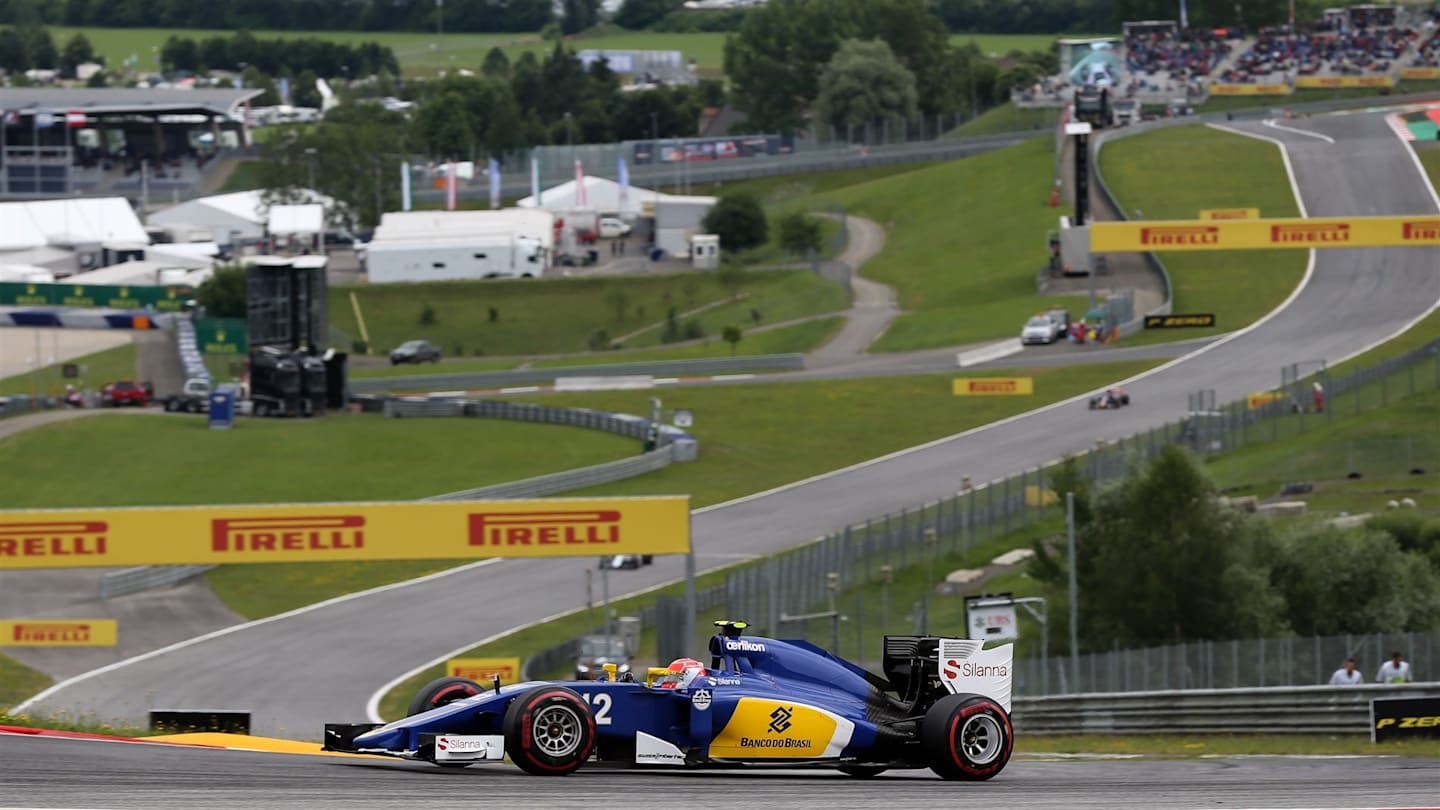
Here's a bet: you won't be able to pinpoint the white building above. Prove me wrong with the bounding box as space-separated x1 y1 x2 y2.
654 195 719 258
0 197 150 276
517 176 693 220
364 209 556 284
148 189 334 246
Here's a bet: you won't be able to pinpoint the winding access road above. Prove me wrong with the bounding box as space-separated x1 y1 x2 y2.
18 111 1440 738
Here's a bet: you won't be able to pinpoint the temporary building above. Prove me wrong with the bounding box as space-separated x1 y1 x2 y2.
268 204 326 236
0 197 148 250
373 209 556 252
148 189 333 245
516 176 687 218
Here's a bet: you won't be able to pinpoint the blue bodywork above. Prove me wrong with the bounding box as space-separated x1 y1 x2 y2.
350 632 913 766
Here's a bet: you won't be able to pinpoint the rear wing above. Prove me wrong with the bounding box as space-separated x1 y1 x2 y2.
883 636 1013 713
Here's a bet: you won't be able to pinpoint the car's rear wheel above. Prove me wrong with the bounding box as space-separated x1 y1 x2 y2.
165 399 179 412
407 676 484 716
185 400 201 414
503 686 596 776
920 694 1012 781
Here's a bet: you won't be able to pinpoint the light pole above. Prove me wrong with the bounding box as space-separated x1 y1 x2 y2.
1066 492 1079 692
436 0 443 38
303 147 316 191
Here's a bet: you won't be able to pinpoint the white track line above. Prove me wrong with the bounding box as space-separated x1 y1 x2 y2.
11 559 505 715
1263 118 1337 144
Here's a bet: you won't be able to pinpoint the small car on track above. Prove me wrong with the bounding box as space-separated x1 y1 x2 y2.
324 621 1015 780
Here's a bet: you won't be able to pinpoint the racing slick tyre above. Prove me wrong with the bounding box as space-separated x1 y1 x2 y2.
502 685 597 776
407 676 484 717
920 694 1013 781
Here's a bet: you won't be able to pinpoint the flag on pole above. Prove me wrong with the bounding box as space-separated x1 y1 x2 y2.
446 160 457 210
488 158 501 210
530 154 541 206
617 157 630 213
1178 0 1188 29
65 110 86 127
34 112 54 128
574 159 587 208
279 77 291 106
401 161 413 212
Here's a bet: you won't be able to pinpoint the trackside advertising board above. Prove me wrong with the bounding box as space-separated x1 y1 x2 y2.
448 657 522 683
953 377 1034 396
0 497 690 570
1090 216 1440 252
0 619 118 646
1370 696 1440 742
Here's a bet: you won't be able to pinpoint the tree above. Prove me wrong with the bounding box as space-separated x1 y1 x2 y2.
724 0 954 132
196 264 247 318
777 211 822 258
293 69 322 109
1074 445 1285 646
615 0 683 30
560 0 600 34
702 193 768 253
815 39 918 132
241 65 281 105
26 26 56 69
59 31 93 73
481 46 510 79
256 105 410 229
722 325 742 355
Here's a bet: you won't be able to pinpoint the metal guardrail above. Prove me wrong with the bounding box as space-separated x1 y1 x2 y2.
1012 683 1440 735
98 565 216 599
98 396 696 597
349 353 806 394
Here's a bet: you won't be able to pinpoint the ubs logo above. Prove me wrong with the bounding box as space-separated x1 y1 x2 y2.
768 706 793 734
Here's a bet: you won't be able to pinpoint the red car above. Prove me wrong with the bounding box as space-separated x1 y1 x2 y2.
102 380 150 407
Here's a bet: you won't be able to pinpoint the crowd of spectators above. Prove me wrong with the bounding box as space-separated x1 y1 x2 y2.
1412 27 1440 67
1125 28 1237 81
1221 25 1420 82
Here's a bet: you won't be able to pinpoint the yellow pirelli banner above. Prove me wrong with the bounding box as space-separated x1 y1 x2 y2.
1400 66 1440 80
0 496 691 570
448 657 522 683
1200 208 1259 221
1210 83 1293 96
1091 215 1440 252
953 377 1034 396
1247 391 1285 410
1294 75 1394 89
0 619 118 647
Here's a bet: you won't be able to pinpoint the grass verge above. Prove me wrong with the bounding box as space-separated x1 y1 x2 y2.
823 137 1082 351
0 341 137 397
1099 125 1305 345
0 653 52 712
332 269 845 358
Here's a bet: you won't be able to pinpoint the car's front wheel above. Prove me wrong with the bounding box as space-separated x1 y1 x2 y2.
407 676 484 716
920 693 1012 781
503 686 596 776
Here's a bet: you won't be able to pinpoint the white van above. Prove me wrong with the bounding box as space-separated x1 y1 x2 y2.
598 217 632 239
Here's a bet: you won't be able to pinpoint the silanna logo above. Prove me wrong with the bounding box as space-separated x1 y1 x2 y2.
0 521 108 559
768 706 793 734
943 658 1010 679
211 516 366 553
468 511 621 547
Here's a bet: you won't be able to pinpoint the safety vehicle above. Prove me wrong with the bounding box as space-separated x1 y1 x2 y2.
323 621 1015 780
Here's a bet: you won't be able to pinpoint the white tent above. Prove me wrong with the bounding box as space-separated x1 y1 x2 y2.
516 176 686 218
0 198 147 249
149 189 333 244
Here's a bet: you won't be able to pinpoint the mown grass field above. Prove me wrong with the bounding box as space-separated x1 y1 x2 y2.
1099 125 1305 343
0 413 635 507
0 341 137 397
55 27 1079 77
816 137 1087 351
333 269 847 358
950 105 1062 137
0 653 51 712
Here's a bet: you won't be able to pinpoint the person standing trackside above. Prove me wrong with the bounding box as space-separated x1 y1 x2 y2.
1376 651 1412 684
1329 657 1363 685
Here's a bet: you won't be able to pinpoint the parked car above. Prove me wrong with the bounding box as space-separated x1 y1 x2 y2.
1021 314 1059 345
574 634 632 681
163 377 212 414
101 380 150 407
390 340 442 366
574 228 599 245
598 217 632 239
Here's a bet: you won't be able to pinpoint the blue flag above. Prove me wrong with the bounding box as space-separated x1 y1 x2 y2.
489 159 501 209
618 157 630 211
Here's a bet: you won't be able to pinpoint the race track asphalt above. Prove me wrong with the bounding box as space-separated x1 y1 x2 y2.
2 734 1438 810
19 112 1440 739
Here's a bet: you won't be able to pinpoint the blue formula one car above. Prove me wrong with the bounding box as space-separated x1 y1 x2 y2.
323 621 1015 780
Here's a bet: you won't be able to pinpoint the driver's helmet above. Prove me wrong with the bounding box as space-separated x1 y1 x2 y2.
656 657 708 689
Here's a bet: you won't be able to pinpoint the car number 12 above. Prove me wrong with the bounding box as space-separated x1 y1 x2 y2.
582 692 613 725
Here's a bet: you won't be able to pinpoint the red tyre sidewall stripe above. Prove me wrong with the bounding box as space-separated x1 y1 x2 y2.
519 690 595 773
948 700 1012 777
430 685 475 707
